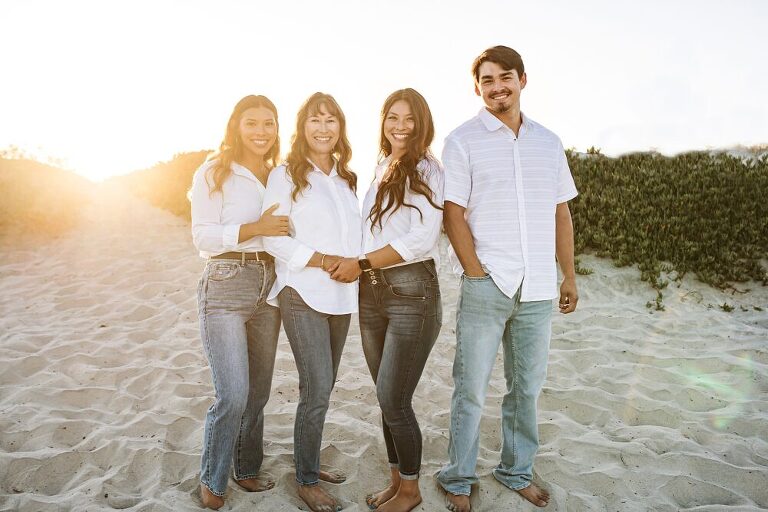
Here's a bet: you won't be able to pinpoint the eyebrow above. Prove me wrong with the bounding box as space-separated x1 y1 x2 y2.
480 71 514 81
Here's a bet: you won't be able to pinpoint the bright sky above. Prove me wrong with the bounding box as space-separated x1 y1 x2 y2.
2 0 766 182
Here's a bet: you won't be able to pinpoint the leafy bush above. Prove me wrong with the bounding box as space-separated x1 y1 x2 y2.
112 151 210 220
568 151 768 290
0 158 94 236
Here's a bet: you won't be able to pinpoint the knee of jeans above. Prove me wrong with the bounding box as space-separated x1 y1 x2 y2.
377 383 407 420
215 389 249 418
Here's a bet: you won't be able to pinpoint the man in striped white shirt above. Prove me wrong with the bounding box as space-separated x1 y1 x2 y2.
437 46 579 511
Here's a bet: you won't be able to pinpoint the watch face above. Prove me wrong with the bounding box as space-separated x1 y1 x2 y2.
358 258 372 270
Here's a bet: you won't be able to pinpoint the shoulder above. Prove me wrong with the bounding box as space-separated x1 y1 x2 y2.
265 164 295 189
525 117 563 148
448 116 483 139
192 158 218 184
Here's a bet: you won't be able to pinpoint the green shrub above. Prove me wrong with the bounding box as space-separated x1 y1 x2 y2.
569 150 768 290
113 151 210 220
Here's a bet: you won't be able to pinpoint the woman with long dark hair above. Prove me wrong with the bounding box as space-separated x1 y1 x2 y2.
190 95 288 509
262 92 362 512
343 88 443 511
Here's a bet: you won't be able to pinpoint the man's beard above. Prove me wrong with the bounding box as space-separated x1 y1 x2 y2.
490 103 512 114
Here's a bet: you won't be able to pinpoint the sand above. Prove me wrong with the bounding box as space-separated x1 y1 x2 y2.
1 184 766 511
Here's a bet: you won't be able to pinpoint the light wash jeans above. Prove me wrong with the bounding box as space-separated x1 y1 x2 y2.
197 259 280 496
359 259 442 479
277 287 350 486
437 275 552 495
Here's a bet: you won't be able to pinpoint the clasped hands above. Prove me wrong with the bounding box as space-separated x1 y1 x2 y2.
321 255 361 283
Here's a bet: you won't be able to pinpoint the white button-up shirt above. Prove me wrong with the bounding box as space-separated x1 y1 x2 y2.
190 160 268 258
262 162 362 314
361 156 444 269
443 108 578 301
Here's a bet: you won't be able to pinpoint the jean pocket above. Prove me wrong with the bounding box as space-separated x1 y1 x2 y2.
208 262 240 281
390 282 427 300
462 273 491 282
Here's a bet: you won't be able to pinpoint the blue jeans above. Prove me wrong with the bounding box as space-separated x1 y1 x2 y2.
197 259 281 496
359 259 442 480
437 275 552 495
278 287 351 485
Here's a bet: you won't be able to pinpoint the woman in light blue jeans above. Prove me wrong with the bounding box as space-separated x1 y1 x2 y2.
190 95 289 509
351 89 444 512
262 92 362 512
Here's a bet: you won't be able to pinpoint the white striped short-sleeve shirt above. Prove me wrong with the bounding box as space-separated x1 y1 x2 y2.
443 108 578 301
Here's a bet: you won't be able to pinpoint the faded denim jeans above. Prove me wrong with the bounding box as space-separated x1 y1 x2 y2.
359 259 442 479
197 259 280 496
277 286 350 485
437 275 552 495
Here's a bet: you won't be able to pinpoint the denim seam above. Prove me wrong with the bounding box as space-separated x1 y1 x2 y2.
199 273 219 492
399 299 426 475
509 319 519 469
288 288 312 485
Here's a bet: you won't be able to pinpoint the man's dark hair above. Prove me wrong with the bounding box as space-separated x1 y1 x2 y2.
471 46 525 82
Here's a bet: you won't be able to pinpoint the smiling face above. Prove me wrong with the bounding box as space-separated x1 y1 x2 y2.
475 60 527 115
237 106 278 158
303 103 340 162
383 100 415 159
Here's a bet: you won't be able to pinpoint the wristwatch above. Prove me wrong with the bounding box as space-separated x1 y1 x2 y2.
358 258 372 271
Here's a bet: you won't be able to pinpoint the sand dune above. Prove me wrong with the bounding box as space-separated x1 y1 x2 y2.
1 185 766 511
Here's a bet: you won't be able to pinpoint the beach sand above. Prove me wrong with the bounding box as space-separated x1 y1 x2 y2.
1 185 766 511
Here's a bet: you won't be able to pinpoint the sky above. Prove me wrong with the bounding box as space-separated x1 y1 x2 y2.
1 0 767 183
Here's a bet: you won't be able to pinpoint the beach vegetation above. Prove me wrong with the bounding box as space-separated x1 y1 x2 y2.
0 157 93 237
569 150 768 305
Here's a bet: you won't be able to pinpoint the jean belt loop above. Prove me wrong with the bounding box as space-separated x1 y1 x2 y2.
241 252 245 265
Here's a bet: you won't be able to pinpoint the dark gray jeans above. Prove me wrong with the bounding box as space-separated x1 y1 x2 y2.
277 286 351 485
359 259 442 479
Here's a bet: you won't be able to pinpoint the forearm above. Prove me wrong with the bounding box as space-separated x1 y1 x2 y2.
364 245 404 269
444 204 484 276
237 220 262 243
555 203 576 279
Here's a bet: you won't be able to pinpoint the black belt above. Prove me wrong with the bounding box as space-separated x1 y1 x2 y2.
210 251 274 263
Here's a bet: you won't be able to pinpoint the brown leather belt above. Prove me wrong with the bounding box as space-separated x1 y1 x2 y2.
210 251 274 263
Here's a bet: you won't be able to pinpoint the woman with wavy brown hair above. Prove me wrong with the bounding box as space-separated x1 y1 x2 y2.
341 88 444 511
262 92 362 512
190 94 289 509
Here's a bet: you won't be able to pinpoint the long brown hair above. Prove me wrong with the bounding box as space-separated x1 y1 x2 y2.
285 92 355 201
368 88 442 231
206 95 280 195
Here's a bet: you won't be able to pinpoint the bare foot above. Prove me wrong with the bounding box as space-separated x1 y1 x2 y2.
366 483 398 509
377 482 422 512
445 492 470 512
200 484 224 510
298 484 341 512
319 467 347 484
516 483 550 507
235 476 275 492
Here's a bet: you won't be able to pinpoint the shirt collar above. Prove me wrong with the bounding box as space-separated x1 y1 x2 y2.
478 108 533 136
230 162 263 185
307 157 338 177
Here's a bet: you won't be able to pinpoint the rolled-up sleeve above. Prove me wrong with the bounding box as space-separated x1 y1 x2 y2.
388 161 445 262
261 167 315 271
190 164 241 254
442 135 471 208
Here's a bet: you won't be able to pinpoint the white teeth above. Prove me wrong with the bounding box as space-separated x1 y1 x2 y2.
392 134 408 140
315 137 331 142
251 139 268 146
